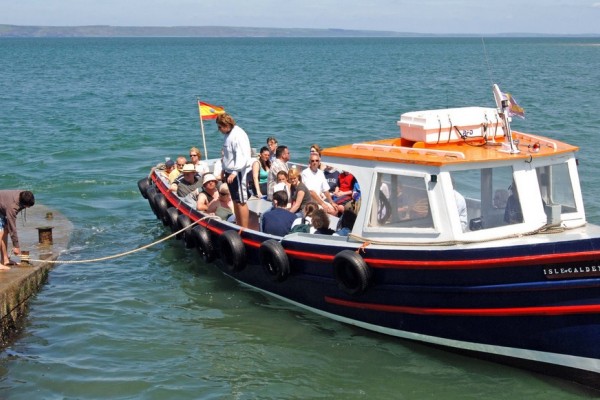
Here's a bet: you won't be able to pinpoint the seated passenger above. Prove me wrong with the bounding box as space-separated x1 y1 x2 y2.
251 146 271 198
454 190 468 231
189 146 210 175
301 153 338 216
290 202 318 233
155 159 175 181
207 183 235 221
288 168 311 216
261 190 296 237
267 136 278 162
267 145 290 201
333 170 356 209
196 173 219 211
169 156 187 184
334 208 357 236
504 184 523 224
273 170 291 200
311 209 335 235
493 189 509 209
171 164 202 198
310 144 327 170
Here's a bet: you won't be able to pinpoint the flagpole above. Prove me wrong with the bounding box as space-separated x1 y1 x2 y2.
197 97 209 159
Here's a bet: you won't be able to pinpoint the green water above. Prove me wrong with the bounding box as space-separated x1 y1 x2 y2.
1 37 599 399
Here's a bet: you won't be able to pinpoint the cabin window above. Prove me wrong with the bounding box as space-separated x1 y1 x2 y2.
451 166 522 230
369 173 433 228
536 163 577 214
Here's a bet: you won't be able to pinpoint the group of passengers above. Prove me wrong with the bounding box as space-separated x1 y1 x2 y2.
156 113 359 236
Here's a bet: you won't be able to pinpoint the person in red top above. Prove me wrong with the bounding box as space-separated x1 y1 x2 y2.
333 170 356 213
0 190 35 269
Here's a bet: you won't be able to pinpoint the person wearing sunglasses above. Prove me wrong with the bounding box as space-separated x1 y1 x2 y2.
168 156 188 184
301 154 338 216
189 147 209 176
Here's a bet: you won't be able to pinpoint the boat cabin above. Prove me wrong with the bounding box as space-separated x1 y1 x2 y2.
322 107 585 244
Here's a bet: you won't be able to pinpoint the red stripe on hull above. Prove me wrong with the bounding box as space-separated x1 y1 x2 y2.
325 296 600 317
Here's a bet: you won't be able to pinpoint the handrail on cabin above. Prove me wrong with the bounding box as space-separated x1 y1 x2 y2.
512 132 558 150
351 143 466 159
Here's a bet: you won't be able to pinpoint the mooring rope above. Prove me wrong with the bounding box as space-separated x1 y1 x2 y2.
22 216 221 265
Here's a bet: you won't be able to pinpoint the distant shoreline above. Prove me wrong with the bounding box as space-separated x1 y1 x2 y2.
1 24 598 38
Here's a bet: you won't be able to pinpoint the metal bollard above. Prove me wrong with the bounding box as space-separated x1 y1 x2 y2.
36 226 54 245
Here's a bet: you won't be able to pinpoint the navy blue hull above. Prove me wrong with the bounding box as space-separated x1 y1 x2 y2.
143 175 600 389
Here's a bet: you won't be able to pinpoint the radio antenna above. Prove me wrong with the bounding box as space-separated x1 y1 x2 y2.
481 37 494 88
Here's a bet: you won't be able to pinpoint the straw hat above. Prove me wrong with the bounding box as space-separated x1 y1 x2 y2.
182 164 196 173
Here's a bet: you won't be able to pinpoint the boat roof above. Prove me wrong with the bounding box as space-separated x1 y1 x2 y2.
322 131 578 167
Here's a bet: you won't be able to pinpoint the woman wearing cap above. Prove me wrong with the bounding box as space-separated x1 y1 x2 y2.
196 173 219 212
216 113 252 229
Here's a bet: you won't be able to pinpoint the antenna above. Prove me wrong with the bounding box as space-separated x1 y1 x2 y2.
481 37 494 88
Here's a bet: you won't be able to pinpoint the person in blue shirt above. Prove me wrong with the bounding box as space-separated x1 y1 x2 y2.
261 190 296 237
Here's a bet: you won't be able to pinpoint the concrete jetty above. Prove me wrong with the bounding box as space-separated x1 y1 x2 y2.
0 204 72 346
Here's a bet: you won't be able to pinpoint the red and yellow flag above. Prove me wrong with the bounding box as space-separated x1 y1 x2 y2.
505 93 525 119
198 101 226 120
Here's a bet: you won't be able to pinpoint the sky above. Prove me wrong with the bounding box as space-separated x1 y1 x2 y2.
1 0 599 35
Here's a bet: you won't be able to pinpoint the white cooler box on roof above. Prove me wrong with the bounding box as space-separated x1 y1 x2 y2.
398 107 506 144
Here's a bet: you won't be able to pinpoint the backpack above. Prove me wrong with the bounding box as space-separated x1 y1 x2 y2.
289 217 311 233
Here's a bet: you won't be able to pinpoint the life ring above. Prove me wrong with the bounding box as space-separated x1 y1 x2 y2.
166 207 180 234
192 225 216 263
259 239 290 282
138 177 151 199
333 250 371 295
219 230 246 272
153 192 169 225
177 214 193 245
145 186 159 217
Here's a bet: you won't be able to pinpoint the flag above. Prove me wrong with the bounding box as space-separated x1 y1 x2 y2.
505 93 525 119
198 101 225 120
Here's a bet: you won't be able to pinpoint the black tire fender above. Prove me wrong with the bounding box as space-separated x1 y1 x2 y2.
138 177 151 199
259 239 290 282
153 192 169 225
177 214 193 246
166 207 180 235
219 230 246 272
146 186 158 216
333 250 371 295
192 225 216 263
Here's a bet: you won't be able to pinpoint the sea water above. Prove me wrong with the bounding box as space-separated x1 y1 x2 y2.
0 37 599 399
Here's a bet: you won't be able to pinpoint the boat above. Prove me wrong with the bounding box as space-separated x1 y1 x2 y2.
138 85 600 390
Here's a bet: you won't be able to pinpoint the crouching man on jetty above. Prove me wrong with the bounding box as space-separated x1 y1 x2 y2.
0 190 35 269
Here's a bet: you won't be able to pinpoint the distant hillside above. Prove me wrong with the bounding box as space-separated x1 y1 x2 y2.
0 25 422 38
0 24 597 38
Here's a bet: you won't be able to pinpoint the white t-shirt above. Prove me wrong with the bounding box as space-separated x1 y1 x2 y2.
221 125 252 174
301 168 329 196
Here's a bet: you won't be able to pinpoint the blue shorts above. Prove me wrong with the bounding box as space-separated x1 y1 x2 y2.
224 171 248 204
0 216 5 230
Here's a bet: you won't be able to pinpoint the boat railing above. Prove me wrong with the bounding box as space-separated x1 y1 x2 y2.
512 132 558 150
351 143 466 159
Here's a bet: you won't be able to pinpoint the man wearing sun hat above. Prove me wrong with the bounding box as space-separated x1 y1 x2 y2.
195 173 220 211
170 163 202 198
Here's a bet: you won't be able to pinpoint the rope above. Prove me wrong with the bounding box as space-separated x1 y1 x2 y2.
23 215 220 265
347 222 570 247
